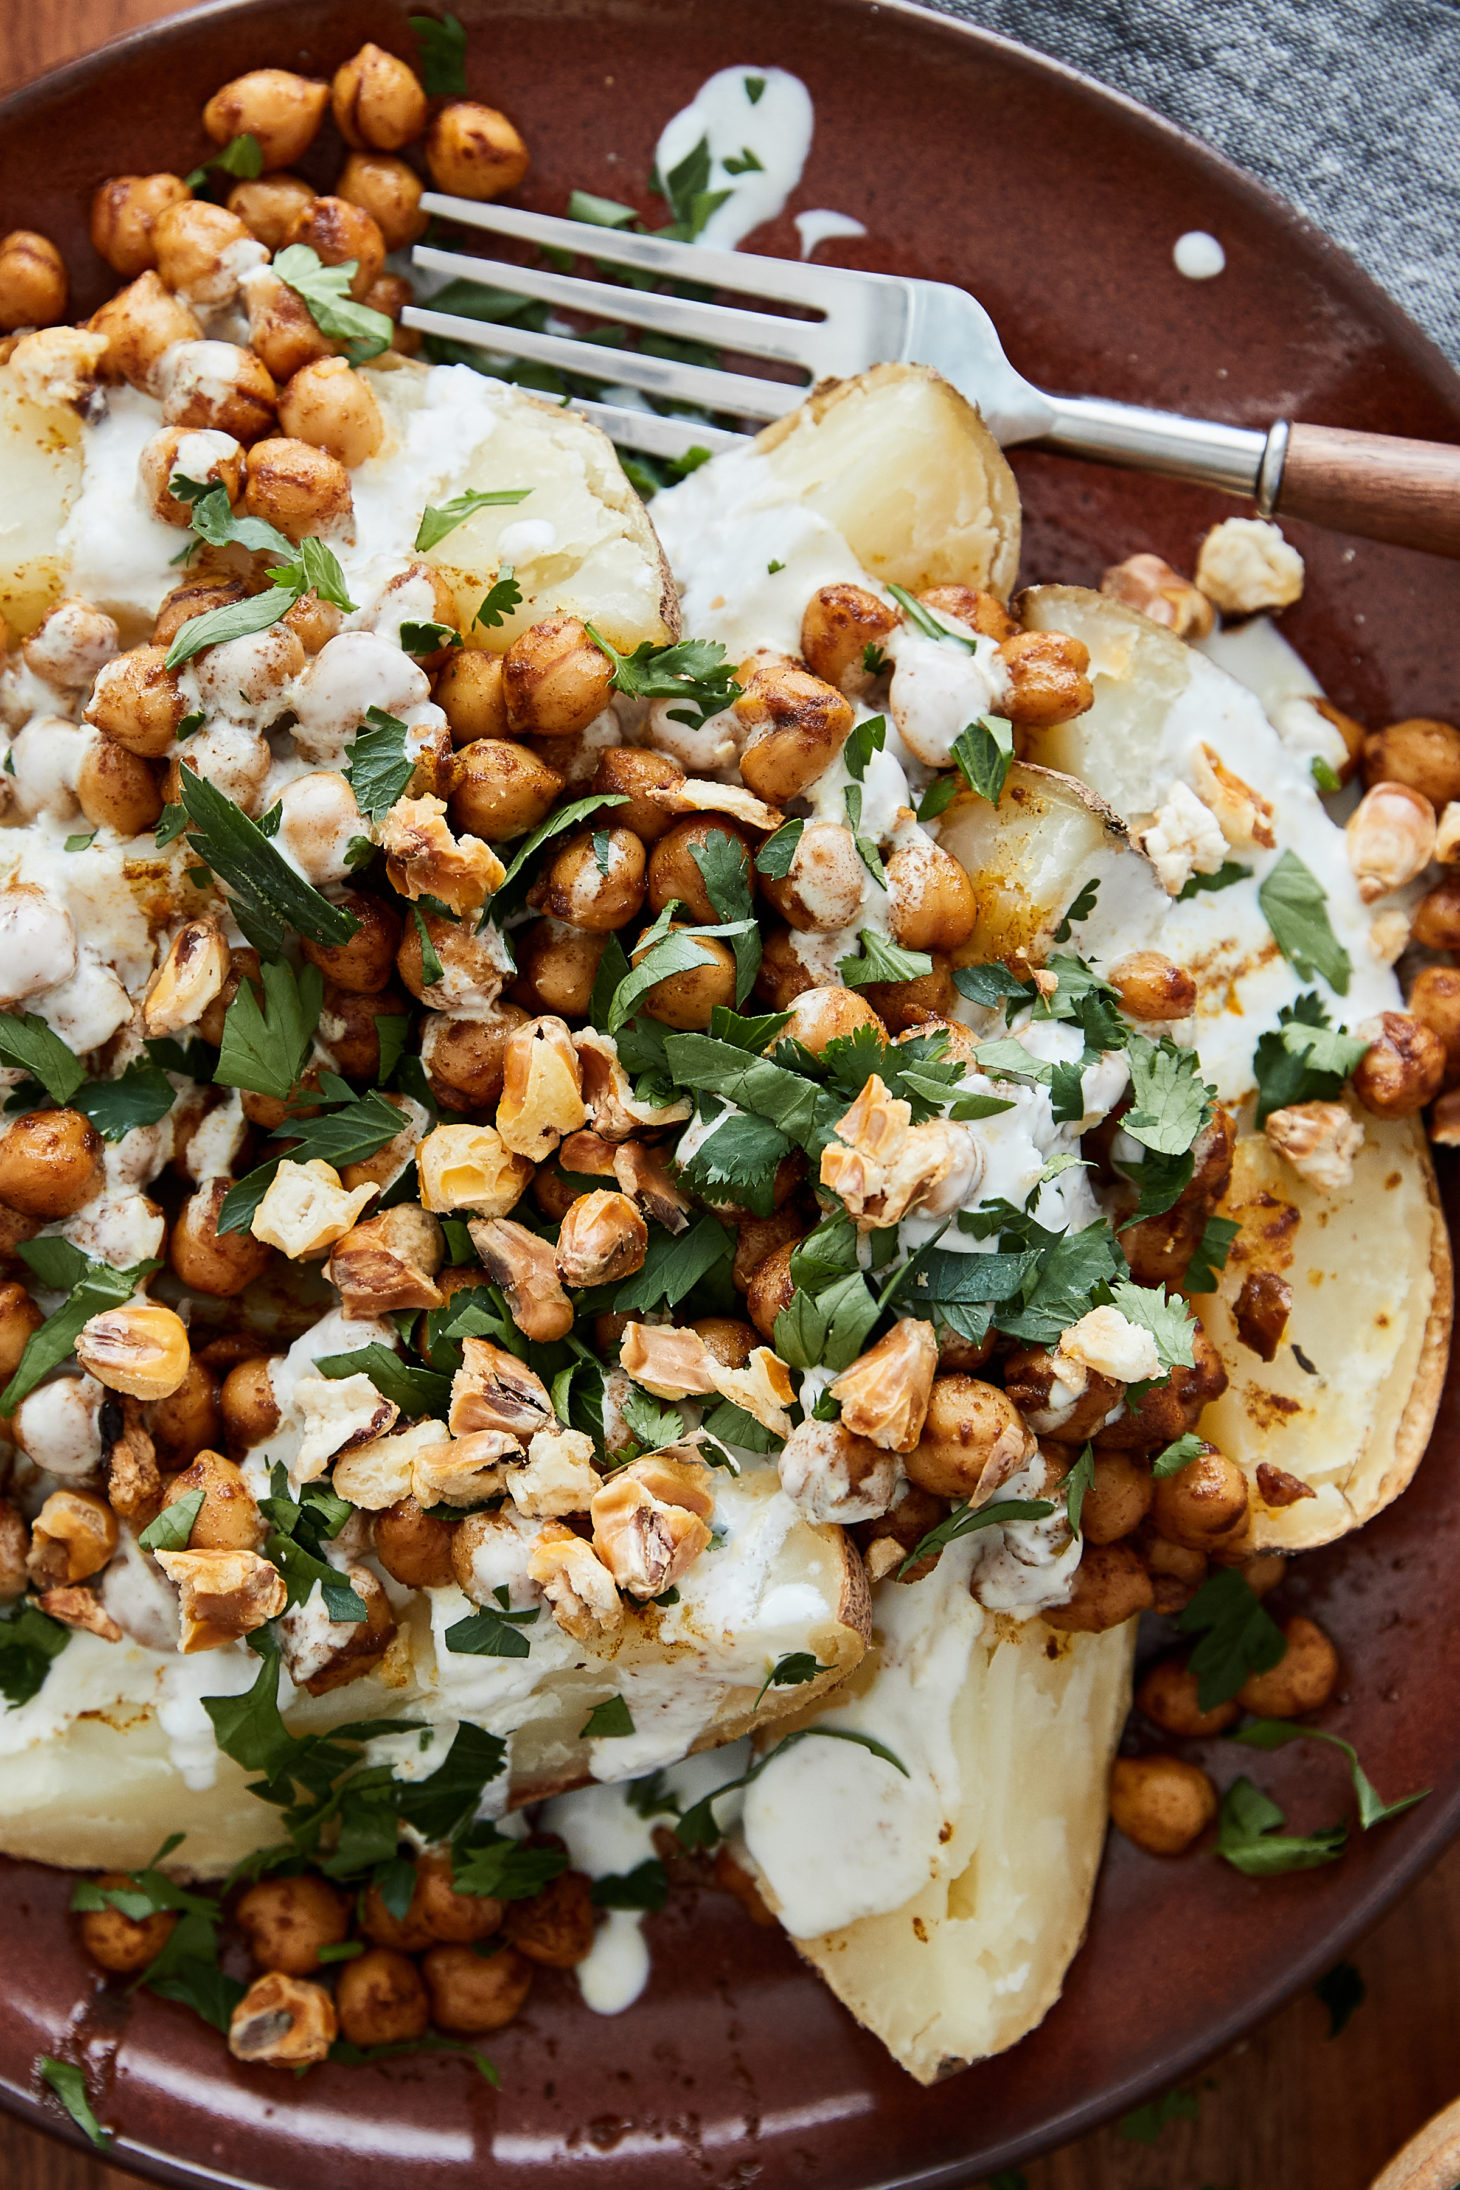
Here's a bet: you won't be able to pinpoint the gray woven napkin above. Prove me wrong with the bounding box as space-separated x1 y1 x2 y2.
922 0 1460 366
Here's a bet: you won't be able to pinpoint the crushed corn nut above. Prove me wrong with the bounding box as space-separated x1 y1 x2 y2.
527 1519 622 1640
155 1546 288 1651
380 793 505 915
830 1318 938 1452
497 1015 587 1161
251 1158 379 1258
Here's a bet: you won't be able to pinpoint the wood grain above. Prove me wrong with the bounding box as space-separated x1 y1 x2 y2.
1278 422 1460 559
0 5 1456 2189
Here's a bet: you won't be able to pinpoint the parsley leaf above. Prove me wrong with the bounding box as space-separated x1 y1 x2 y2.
36 2058 110 2152
161 583 295 669
1184 1212 1240 1295
409 9 468 94
1064 1441 1096 1534
1216 1775 1347 1875
474 564 523 628
590 1858 669 1910
678 1108 791 1216
952 962 1036 1011
267 1087 407 1171
898 1495 1055 1577
2 1248 159 1412
452 1823 565 1900
1259 849 1352 995
836 929 935 989
273 242 394 363
75 1058 176 1142
138 1488 205 1553
606 906 753 1033
1232 1718 1430 1831
1177 859 1250 901
842 712 886 782
414 489 531 553
654 135 732 240
215 959 322 1101
0 1598 70 1707
1152 1432 1206 1478
661 1032 839 1151
885 581 978 650
773 1270 879 1373
178 477 293 558
313 1345 452 1418
1252 993 1369 1125
581 1695 635 1739
485 790 629 926
586 626 741 730
1054 877 1100 942
752 1650 829 1711
690 833 760 1004
620 1386 685 1451
950 713 1014 804
345 706 415 820
1122 1036 1214 1156
202 1636 297 1777
916 774 957 819
444 1601 539 1658
755 817 804 878
673 1726 910 1851
175 773 360 953
1176 1569 1286 1712
1108 1277 1198 1373
0 1012 83 1104
612 1215 732 1313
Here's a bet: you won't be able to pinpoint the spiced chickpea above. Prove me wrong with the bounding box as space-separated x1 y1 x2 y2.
235 1875 350 1975
505 1869 595 1967
336 151 427 249
1136 1656 1240 1739
780 984 884 1055
451 738 563 840
732 1208 805 1295
227 171 317 249
1043 1541 1155 1631
1362 717 1460 809
514 921 607 1018
503 616 614 738
635 924 736 1028
246 271 337 381
0 230 67 331
540 828 647 931
419 1004 528 1109
1351 1010 1446 1117
373 1496 456 1588
0 1282 42 1383
163 1448 263 1553
68 641 179 749
320 982 409 1080
145 1357 222 1469
1109 1755 1217 1856
410 1849 502 1943
648 816 756 923
860 956 955 1031
800 583 900 695
282 589 344 656
137 426 244 528
1109 951 1197 1021
746 1239 797 1341
435 651 509 745
423 1942 533 2034
753 927 817 1012
1077 1452 1154 1544
426 101 531 199
1411 877 1460 952
277 355 384 468
906 1376 1029 1501
337 1948 430 2046
885 838 977 952
204 68 329 167
282 195 386 301
76 734 163 837
1151 1443 1249 1551
736 660 854 804
90 176 192 277
690 1317 757 1370
587 746 683 842
760 824 866 934
1236 1614 1339 1717
152 199 256 307
79 1875 178 1975
300 893 401 993
332 42 428 150
88 271 201 394
172 1182 274 1297
997 629 1094 726
0 1109 102 1219
1406 964 1460 1087
242 436 352 542
162 341 277 442
920 584 1018 640
365 273 420 351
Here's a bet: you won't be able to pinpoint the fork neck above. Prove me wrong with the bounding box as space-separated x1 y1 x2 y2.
1034 393 1277 499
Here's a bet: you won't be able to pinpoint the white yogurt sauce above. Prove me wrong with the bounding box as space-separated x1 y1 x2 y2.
794 209 867 259
654 68 814 251
1173 230 1226 280
58 386 191 627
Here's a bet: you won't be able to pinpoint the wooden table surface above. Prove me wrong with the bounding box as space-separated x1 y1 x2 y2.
1 3 1454 2186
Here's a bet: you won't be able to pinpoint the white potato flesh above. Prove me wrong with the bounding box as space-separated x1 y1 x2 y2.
0 371 83 638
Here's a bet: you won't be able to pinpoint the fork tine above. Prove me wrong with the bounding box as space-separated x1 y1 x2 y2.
419 192 852 310
569 401 747 460
412 243 839 374
401 303 802 419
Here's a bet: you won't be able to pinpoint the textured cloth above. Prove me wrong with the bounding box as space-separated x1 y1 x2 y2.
922 0 1460 366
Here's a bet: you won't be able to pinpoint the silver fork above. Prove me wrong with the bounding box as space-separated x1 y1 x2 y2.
405 195 1460 559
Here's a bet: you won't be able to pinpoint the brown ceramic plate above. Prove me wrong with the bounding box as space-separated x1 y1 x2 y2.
2 0 1459 2181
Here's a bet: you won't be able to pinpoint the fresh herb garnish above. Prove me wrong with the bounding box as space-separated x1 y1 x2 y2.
0 1012 84 1104
0 1598 70 1707
415 488 531 553
1232 1717 1429 1831
1064 1441 1096 1534
3 1246 160 1412
752 1651 829 1711
754 817 804 878
1252 993 1368 1125
673 1726 910 1852
1259 849 1352 995
313 1345 452 1418
580 1695 635 1739
1176 1569 1286 1712
950 713 1015 805
215 959 322 1101
585 626 741 730
36 2057 110 2151
173 773 360 953
345 706 416 820
409 9 468 94
897 1495 1056 1578
138 1489 205 1553
590 1858 669 1910
474 564 523 628
1151 1432 1206 1478
273 242 394 363
1216 1775 1347 1875
1177 859 1250 901
836 929 934 989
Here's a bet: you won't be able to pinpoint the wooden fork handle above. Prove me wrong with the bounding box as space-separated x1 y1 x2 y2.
1271 422 1460 558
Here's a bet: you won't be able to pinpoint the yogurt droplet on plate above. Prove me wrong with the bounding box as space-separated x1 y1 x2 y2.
1173 230 1226 280
654 66 814 250
794 209 867 259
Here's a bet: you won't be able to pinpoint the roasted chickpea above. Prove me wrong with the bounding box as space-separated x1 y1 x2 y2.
589 746 685 842
859 956 955 1032
920 584 1018 639
635 923 736 1028
150 580 243 655
753 927 817 1012
88 270 201 394
1411 877 1460 952
336 1947 430 2046
171 1181 274 1297
1236 1613 1339 1717
242 436 351 542
79 1873 178 1974
333 42 429 150
451 738 563 840
1136 1656 1240 1739
745 1238 797 1341
1151 1442 1249 1551
226 171 317 249
647 816 756 924
423 1942 533 2033
373 1496 456 1589
504 1869 595 1967
800 582 900 695
905 1375 1029 1501
690 1316 757 1371
736 659 854 804
998 629 1094 726
426 101 531 198
503 615 614 738
1002 1347 1122 1444
1097 1326 1228 1454
418 1004 527 1110
364 272 419 351
732 1208 806 1295
281 195 386 301
246 270 337 381
137 425 244 528
760 823 867 934
1077 1451 1154 1544
152 199 256 308
319 981 409 1080
235 1875 350 1975
282 588 344 656
1362 717 1460 809
434 650 509 746
90 174 193 278
162 1448 262 1552
1350 1009 1446 1117
0 1109 102 1219
336 151 427 249
144 1357 222 1469
203 68 330 169
1405 964 1460 1087
0 230 67 331
539 827 647 931
414 1849 502 1943
0 1501 32 1598
276 355 384 468
1109 1755 1217 1856
299 892 402 993
779 984 884 1055
1109 951 1197 1021
161 339 277 442
76 734 163 837
1043 1541 1155 1631
0 1280 42 1382
513 920 607 1018
885 838 977 952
